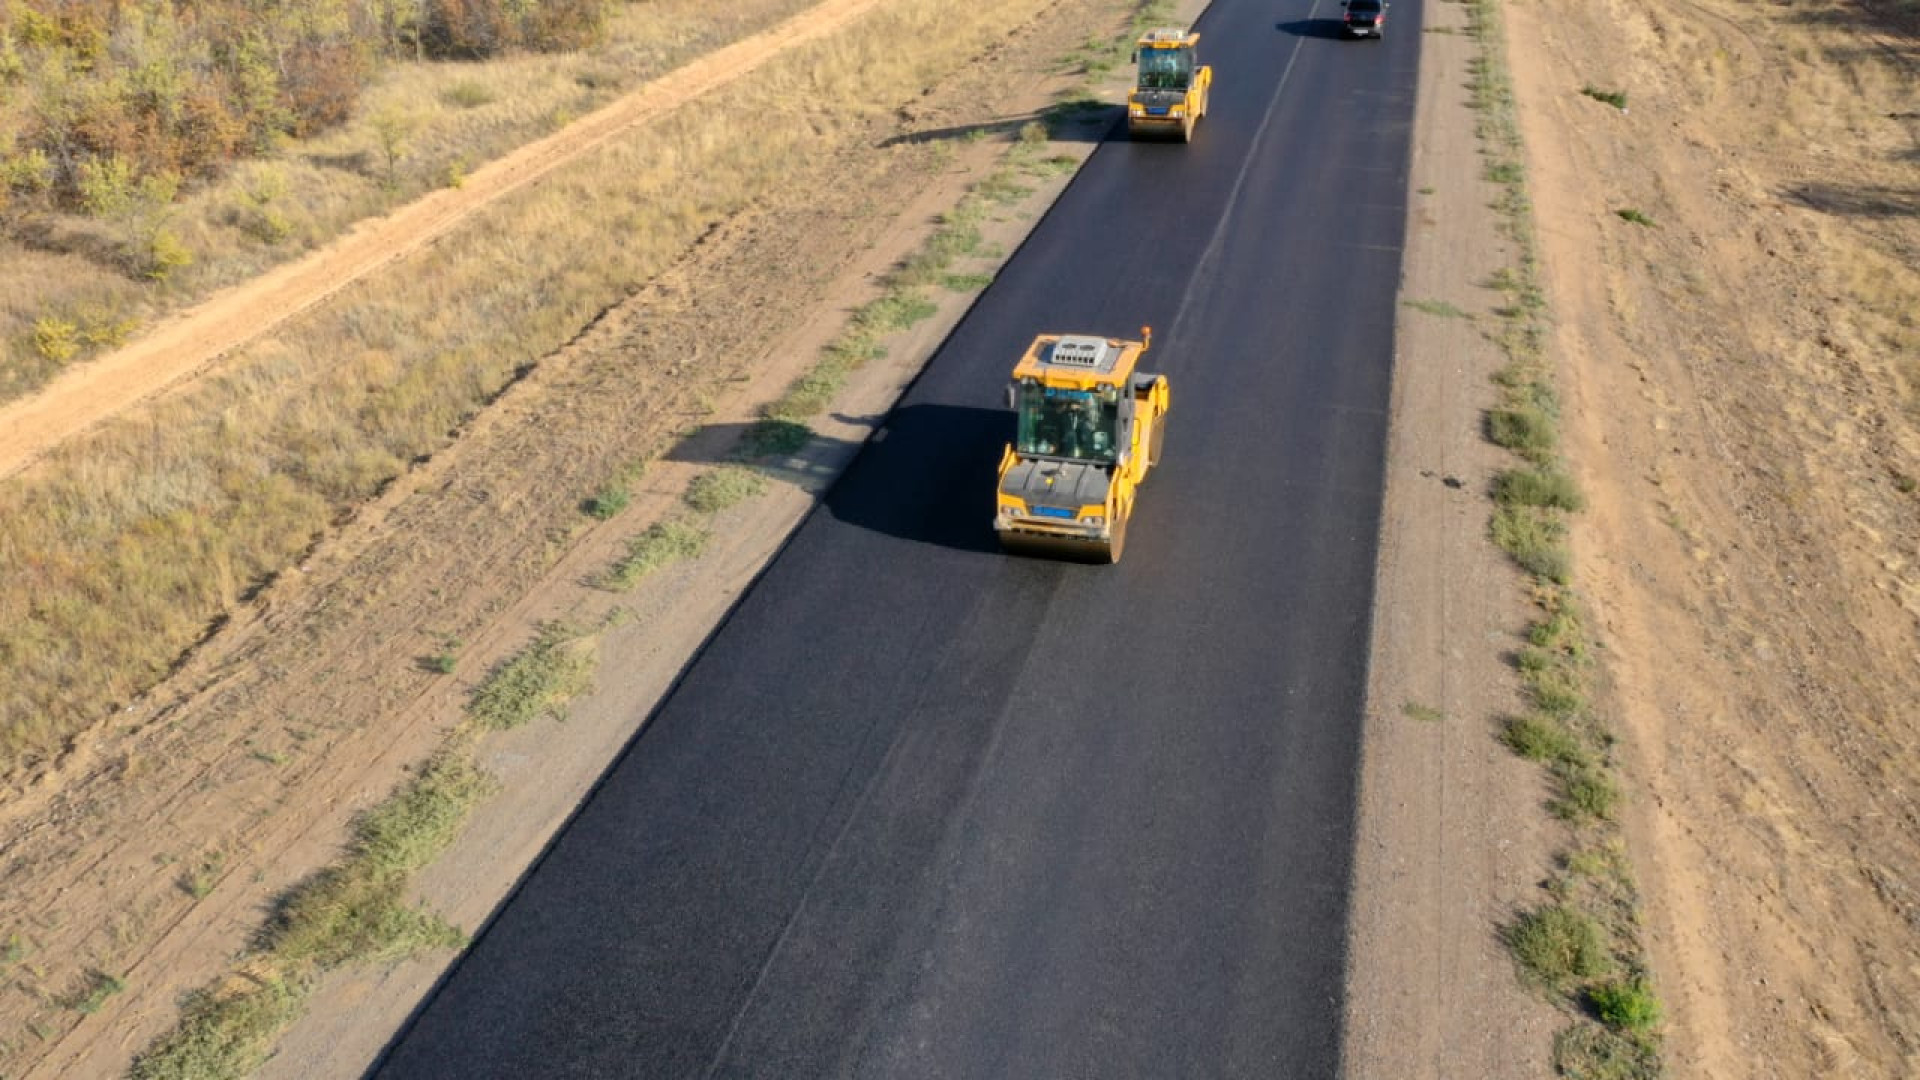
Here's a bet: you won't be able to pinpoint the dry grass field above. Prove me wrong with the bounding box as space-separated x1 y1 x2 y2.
0 0 818 403
0 0 1068 777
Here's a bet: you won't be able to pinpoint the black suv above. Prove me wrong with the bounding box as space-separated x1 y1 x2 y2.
1341 0 1388 38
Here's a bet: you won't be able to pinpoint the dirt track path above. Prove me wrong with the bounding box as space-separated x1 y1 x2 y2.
0 0 885 482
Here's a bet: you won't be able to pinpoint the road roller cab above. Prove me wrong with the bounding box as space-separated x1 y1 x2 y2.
994 328 1170 563
1128 29 1212 142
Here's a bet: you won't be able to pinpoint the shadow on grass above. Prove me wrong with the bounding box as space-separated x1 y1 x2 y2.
881 108 1115 148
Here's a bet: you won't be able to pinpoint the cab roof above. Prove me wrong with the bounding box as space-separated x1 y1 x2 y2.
1011 330 1150 389
1136 28 1200 49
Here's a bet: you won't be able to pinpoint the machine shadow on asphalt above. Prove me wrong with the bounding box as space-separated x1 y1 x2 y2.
668 403 1010 555
821 402 1008 555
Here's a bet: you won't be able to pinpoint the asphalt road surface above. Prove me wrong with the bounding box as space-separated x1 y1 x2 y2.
373 0 1419 1074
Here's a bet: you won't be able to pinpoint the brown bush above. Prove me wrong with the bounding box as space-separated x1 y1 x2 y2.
2 0 610 213
282 37 369 136
524 0 611 52
419 0 516 60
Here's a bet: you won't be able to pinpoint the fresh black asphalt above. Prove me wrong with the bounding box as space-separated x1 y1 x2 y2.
372 0 1419 1075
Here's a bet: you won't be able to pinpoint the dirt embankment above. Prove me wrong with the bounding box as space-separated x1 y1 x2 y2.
1511 0 1920 1073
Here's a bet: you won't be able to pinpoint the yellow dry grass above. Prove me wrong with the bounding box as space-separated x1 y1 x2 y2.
0 0 1067 774
0 0 817 397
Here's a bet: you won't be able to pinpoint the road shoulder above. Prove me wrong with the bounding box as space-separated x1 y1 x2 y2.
1340 1 1563 1074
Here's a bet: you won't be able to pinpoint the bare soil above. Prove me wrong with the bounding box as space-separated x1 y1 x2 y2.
1510 0 1920 1075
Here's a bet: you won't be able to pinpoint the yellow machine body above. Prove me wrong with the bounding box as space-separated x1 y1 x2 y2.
1127 29 1213 142
994 328 1171 563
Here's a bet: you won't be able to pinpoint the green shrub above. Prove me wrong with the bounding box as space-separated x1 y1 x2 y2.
1508 904 1611 987
1486 405 1557 456
1502 713 1586 766
1494 466 1585 511
1580 85 1628 110
684 466 767 515
602 520 708 590
1491 504 1571 582
583 483 631 520
1554 764 1620 822
1589 978 1662 1033
33 316 82 362
468 625 594 730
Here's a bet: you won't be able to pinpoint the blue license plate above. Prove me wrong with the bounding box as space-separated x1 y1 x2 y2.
1032 506 1076 519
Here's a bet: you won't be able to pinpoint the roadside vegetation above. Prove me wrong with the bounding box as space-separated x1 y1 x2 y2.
0 0 643 396
1463 0 1665 1073
750 0 1170 445
0 0 1061 781
134 722 506 1076
31 0 1171 1073
130 621 588 1078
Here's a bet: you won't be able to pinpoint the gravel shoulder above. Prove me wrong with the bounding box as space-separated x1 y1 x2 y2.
1340 1 1563 1073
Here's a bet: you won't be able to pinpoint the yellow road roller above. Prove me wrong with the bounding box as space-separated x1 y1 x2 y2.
994 328 1171 563
1128 28 1212 142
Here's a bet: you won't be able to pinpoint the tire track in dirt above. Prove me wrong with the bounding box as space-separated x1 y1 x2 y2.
0 0 886 482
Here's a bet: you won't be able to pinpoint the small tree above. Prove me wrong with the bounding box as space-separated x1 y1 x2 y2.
78 155 192 281
368 104 417 191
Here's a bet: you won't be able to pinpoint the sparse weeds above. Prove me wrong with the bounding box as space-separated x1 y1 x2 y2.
1502 712 1587 766
133 974 305 1080
1508 904 1611 989
1491 504 1570 582
62 970 126 1015
601 519 709 591
943 272 995 292
1614 208 1656 227
181 850 228 900
1486 404 1558 461
467 624 595 730
1467 0 1662 1070
134 745 492 1079
582 483 631 520
1402 701 1446 723
1554 1023 1659 1080
1580 85 1629 110
1553 764 1620 822
1494 466 1585 512
684 466 768 515
423 640 460 675
1404 297 1471 319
